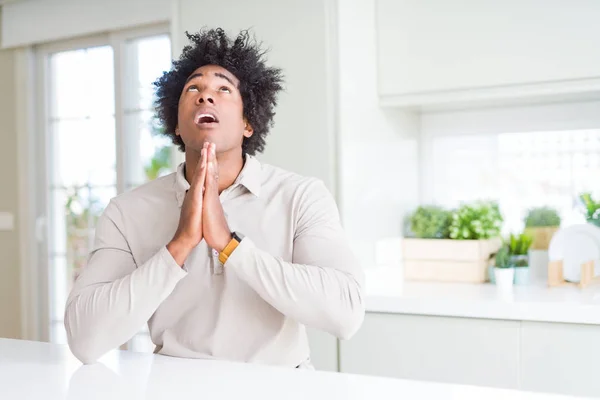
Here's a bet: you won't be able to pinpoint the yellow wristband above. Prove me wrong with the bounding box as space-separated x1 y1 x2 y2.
219 236 240 265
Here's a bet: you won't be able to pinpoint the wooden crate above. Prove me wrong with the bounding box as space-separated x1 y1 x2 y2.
402 238 502 283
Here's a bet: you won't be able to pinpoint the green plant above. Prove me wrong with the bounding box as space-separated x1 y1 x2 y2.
409 206 452 239
449 201 503 240
524 207 561 228
494 245 512 269
144 118 173 181
579 192 600 226
64 186 104 282
508 233 533 267
508 233 533 255
144 145 172 181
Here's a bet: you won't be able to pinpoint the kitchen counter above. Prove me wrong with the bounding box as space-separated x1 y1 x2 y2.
365 267 600 325
0 339 592 400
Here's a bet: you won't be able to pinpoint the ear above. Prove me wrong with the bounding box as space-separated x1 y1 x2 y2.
175 126 180 136
243 119 254 138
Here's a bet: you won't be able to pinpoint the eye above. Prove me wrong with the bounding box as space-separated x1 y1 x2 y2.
186 85 198 92
219 86 232 93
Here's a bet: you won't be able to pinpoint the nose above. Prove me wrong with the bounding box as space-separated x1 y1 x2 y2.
196 92 214 105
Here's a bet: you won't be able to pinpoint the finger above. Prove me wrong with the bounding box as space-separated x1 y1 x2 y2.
198 147 208 192
206 147 219 194
206 154 215 189
208 143 215 164
209 143 218 180
192 147 207 184
191 148 208 199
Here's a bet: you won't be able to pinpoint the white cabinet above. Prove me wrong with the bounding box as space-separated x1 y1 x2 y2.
376 0 600 107
339 313 520 389
520 321 600 398
339 313 600 397
306 328 338 372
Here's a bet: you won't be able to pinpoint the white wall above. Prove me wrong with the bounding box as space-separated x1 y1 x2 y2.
337 0 420 268
0 37 21 338
1 0 170 48
173 0 338 194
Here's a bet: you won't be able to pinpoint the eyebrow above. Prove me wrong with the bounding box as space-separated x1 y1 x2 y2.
185 72 237 87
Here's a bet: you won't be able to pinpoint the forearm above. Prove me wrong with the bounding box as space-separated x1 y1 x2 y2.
64 247 187 364
227 238 365 339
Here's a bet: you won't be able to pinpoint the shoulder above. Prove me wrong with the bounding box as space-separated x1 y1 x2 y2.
104 172 177 220
259 162 333 201
258 162 339 224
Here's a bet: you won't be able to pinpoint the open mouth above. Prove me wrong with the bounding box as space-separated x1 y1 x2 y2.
195 112 219 125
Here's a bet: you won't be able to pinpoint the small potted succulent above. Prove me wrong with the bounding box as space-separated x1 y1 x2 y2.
508 233 533 285
579 193 600 227
523 207 561 250
493 245 514 290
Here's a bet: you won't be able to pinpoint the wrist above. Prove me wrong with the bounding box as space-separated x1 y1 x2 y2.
214 232 233 253
167 237 195 266
170 233 197 250
218 232 244 265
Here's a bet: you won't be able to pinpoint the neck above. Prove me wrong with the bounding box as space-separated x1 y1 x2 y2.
184 147 245 194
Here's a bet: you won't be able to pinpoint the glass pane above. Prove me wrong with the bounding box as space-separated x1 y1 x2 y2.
431 134 500 206
124 110 173 189
45 35 172 347
50 46 114 119
49 189 68 256
66 185 115 273
48 186 115 327
124 35 172 111
122 34 174 189
431 129 600 234
51 116 117 187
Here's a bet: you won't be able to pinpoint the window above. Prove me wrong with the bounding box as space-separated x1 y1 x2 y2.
429 129 600 234
47 45 117 345
39 26 172 351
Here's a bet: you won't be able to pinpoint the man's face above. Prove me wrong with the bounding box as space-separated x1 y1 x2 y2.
176 64 253 154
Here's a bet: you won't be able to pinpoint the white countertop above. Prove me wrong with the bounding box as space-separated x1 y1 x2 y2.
0 339 591 400
365 268 600 325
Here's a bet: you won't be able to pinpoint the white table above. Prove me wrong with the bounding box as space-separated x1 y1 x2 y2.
0 339 591 400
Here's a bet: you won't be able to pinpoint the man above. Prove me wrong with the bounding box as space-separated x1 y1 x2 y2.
65 28 364 368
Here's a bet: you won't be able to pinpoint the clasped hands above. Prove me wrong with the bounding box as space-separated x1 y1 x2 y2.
167 142 232 266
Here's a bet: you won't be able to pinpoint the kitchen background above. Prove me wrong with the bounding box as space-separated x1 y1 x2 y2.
1 0 600 398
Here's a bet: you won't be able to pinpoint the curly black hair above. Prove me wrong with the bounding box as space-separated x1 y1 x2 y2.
153 28 284 155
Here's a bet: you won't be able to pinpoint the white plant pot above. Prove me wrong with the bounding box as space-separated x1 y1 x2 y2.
494 267 514 290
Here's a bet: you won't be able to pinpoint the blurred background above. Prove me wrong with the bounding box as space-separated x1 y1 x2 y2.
1 0 600 397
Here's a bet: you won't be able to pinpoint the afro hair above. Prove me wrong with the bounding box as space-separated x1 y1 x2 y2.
153 28 284 155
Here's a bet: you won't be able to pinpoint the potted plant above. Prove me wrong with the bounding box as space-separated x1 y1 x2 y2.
523 207 561 250
402 201 503 283
408 205 452 239
493 245 514 290
448 201 503 241
508 233 533 285
579 193 600 227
